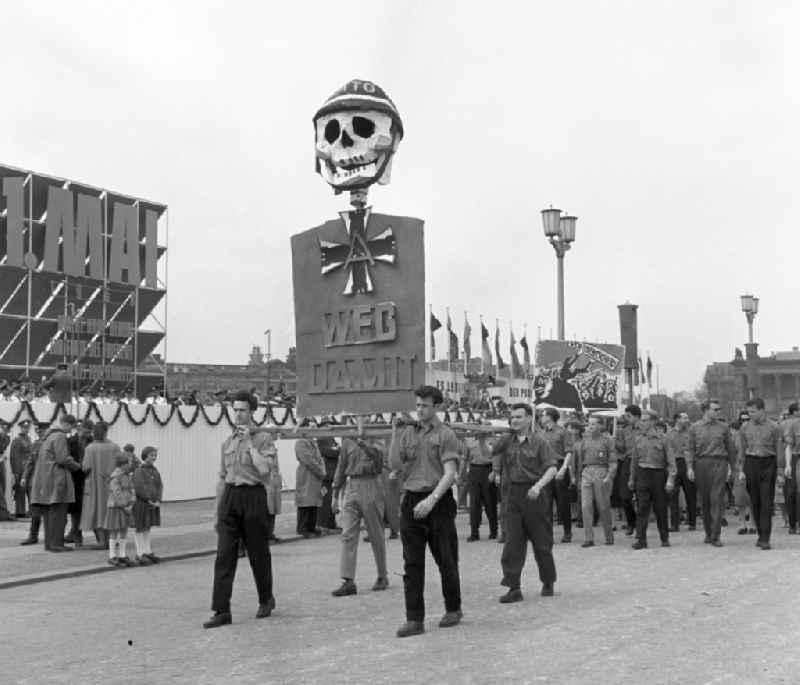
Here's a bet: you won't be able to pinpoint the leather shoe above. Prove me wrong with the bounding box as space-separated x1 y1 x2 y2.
488 531 497 540
625 527 635 536
631 541 647 550
661 540 671 547
438 610 463 628
372 577 389 591
145 553 161 563
703 536 712 544
396 621 424 638
256 597 276 618
541 583 554 597
711 540 724 547
758 541 771 550
388 532 399 540
48 546 73 553
136 555 153 566
466 535 479 542
560 534 572 543
581 541 595 548
19 538 38 546
332 579 357 597
499 588 523 603
203 612 232 629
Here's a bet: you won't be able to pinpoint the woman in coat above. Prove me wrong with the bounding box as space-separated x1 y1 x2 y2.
295 438 326 538
80 422 123 549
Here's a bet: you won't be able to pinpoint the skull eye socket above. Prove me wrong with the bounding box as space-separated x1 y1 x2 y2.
352 116 375 138
324 119 340 144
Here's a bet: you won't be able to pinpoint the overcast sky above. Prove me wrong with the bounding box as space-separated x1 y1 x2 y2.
4 1 797 393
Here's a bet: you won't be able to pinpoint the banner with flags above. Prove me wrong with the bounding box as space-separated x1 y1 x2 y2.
463 314 472 374
533 339 625 411
495 320 506 371
509 326 523 378
430 310 442 360
480 320 492 371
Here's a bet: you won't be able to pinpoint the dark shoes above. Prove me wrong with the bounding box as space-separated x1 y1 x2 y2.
757 540 771 550
136 555 153 566
711 540 723 547
117 557 134 567
396 621 425 638
48 546 73 553
703 536 712 544
203 612 232 629
332 579 357 597
372 577 389 591
466 535 479 542
561 534 572 543
438 610 463 628
19 538 38 546
631 541 647 550
388 532 399 540
737 527 748 535
488 531 497 540
145 553 161 564
661 540 671 548
581 541 595 548
499 588 523 603
108 558 122 568
541 583 554 597
256 597 276 618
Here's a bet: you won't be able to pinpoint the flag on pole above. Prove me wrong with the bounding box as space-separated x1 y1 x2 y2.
480 318 492 372
430 309 442 360
463 314 472 374
446 309 459 364
495 320 506 371
510 325 523 378
646 354 653 387
520 331 530 375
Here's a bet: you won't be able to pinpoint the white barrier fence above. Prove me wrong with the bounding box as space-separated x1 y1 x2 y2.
1 401 299 505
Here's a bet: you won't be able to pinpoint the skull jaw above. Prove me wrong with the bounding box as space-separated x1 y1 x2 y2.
318 151 394 192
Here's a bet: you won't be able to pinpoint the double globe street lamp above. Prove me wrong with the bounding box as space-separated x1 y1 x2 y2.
740 294 760 399
541 207 578 341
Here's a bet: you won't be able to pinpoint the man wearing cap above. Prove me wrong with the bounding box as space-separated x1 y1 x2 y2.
493 403 559 604
30 414 82 551
628 410 676 549
10 420 33 518
738 397 784 550
0 420 13 521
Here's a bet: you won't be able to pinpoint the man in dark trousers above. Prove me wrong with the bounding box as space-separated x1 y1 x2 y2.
204 390 278 629
65 419 92 547
614 405 642 536
689 399 736 547
628 410 676 549
541 408 574 543
317 425 341 532
492 403 558 603
19 423 49 545
390 385 463 638
738 397 784 550
29 414 82 551
783 402 800 535
667 412 696 531
9 420 33 518
0 420 13 521
463 434 497 541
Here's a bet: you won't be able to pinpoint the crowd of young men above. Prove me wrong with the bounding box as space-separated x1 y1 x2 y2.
201 388 797 636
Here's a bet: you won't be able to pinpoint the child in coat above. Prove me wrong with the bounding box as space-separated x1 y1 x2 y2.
132 446 163 565
105 451 136 567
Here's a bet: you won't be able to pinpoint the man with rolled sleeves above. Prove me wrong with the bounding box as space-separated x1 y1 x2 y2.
493 403 559 603
614 405 642 536
783 402 800 535
667 412 696 532
738 397 784 550
330 436 389 597
628 410 676 549
542 408 574 543
390 385 463 638
9 420 33 518
688 399 736 547
574 415 617 547
463 434 498 541
204 390 278 629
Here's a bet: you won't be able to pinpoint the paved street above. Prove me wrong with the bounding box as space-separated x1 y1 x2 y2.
3 505 800 685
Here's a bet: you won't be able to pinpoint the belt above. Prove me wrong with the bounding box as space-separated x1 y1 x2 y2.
225 482 262 488
470 462 492 468
510 480 539 486
745 453 776 458
346 474 379 481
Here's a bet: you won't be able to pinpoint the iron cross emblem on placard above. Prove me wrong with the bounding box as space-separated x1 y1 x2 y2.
318 208 396 295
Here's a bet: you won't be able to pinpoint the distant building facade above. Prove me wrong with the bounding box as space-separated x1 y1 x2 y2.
704 347 800 418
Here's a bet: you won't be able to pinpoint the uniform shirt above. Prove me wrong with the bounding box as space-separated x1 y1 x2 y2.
688 418 735 468
491 431 558 484
614 423 640 461
9 434 32 475
389 417 461 492
463 436 493 466
739 419 784 468
666 426 691 462
575 434 617 472
219 426 277 486
631 429 676 477
333 438 383 490
784 417 800 455
541 424 572 461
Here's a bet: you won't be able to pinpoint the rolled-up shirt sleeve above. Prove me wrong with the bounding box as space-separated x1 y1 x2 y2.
440 429 461 464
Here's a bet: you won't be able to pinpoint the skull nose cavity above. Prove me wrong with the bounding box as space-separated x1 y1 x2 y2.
341 129 354 148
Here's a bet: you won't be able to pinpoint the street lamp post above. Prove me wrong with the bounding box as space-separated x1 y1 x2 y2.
740 294 760 399
541 207 577 341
